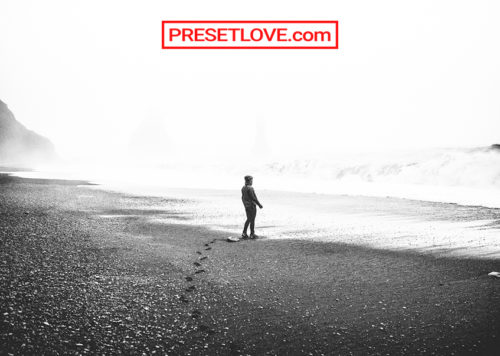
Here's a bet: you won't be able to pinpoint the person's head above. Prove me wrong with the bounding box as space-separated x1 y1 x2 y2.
244 175 253 185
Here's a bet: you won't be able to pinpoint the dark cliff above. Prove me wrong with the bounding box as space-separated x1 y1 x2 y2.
0 99 56 167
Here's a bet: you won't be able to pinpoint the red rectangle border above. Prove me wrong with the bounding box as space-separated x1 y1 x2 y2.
161 21 339 49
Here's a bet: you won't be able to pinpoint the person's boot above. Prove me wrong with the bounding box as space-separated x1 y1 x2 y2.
241 232 249 239
250 233 259 239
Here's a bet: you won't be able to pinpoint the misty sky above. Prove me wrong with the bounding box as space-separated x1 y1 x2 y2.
1 0 499 162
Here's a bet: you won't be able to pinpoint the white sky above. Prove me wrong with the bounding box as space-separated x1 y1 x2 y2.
1 0 499 162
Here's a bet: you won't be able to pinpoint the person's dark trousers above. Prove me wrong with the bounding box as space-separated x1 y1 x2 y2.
243 205 257 235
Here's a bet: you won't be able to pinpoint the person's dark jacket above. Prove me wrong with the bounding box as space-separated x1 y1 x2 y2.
241 185 262 208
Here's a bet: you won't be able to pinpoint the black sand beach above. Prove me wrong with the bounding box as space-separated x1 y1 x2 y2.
1 173 499 355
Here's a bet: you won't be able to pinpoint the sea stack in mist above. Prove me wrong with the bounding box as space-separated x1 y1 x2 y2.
0 99 56 167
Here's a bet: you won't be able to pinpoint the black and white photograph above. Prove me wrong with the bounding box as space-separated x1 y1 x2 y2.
1 1 500 355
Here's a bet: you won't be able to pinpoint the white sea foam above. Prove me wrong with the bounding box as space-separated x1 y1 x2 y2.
89 185 500 260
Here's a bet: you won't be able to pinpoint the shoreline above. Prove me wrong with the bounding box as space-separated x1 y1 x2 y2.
6 170 500 261
1 174 499 355
5 166 500 210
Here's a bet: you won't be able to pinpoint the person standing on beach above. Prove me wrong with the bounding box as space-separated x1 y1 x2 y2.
241 175 263 239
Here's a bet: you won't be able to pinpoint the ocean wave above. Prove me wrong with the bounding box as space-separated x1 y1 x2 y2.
263 146 500 189
7 146 500 209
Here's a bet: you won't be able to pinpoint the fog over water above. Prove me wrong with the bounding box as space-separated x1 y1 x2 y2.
1 1 500 162
2 1 500 218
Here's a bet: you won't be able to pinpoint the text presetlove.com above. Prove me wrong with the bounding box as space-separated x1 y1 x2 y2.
162 21 339 49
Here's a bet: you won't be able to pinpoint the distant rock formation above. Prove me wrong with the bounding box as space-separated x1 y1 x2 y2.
0 99 56 167
490 144 500 151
